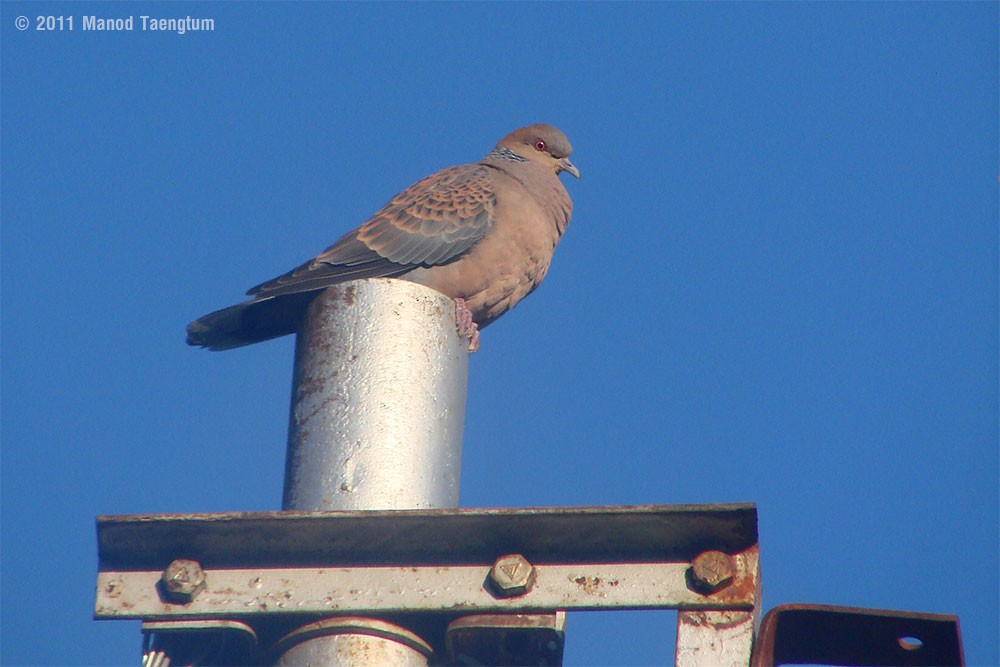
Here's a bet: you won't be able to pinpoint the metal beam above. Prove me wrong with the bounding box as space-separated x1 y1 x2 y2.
95 504 759 621
98 552 759 619
96 504 758 570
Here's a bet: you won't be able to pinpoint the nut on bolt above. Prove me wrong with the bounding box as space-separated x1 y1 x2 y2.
160 559 206 603
688 550 735 594
488 554 535 598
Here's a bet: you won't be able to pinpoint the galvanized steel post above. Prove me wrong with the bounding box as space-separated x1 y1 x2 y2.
282 278 468 511
278 278 469 663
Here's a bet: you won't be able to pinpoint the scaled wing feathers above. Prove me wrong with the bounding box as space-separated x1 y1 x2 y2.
249 165 496 299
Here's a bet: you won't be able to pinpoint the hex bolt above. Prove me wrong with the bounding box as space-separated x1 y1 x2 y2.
688 550 735 594
160 559 207 604
488 554 536 598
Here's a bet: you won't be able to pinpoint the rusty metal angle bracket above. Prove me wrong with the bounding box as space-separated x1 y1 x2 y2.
750 603 964 666
95 504 759 620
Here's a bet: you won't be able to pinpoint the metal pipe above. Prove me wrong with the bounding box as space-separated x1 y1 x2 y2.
278 278 468 665
273 618 432 667
282 278 468 512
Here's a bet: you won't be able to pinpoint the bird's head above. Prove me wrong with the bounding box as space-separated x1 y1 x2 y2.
496 123 580 179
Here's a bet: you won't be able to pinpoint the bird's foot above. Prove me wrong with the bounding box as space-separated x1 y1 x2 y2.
454 298 480 353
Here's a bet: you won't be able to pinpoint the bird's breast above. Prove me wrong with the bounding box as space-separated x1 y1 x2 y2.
403 174 571 328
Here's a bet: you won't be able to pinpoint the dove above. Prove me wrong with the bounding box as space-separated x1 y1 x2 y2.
186 123 579 352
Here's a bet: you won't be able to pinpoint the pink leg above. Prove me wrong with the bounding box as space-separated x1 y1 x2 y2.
454 298 480 353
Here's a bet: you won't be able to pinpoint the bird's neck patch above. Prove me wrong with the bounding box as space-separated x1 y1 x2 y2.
487 146 527 163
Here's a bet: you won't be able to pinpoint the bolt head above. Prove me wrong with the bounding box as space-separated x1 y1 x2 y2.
689 550 735 594
488 554 535 597
160 559 206 603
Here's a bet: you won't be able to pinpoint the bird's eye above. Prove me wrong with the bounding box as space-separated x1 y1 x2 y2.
533 140 547 152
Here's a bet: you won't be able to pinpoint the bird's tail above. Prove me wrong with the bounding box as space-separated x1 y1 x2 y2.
186 292 318 351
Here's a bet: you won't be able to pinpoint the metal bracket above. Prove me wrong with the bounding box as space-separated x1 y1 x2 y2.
141 620 257 666
750 603 964 666
96 504 759 619
446 612 566 666
97 504 760 665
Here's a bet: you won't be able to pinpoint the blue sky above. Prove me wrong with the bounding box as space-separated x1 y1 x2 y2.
2 2 997 665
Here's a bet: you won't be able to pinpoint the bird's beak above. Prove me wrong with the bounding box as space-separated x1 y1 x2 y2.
558 157 581 179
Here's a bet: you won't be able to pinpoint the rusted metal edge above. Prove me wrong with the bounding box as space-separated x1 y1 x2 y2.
677 610 757 667
96 503 757 570
750 603 964 667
